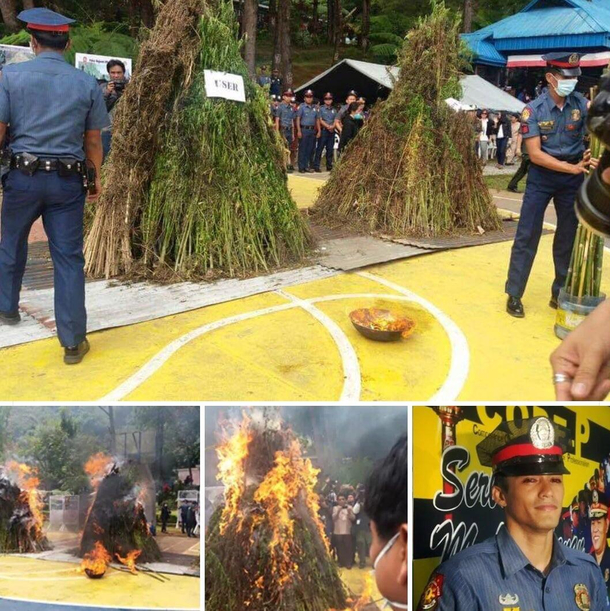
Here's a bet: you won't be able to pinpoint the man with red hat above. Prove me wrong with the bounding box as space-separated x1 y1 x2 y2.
0 8 109 364
505 52 597 319
417 417 608 610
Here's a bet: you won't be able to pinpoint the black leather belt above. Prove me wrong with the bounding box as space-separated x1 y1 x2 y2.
302 125 316 130
557 157 582 164
11 154 84 176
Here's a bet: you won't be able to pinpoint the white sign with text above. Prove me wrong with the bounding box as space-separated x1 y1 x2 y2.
204 70 246 103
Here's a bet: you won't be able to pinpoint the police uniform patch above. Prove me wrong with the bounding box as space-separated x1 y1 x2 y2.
531 417 554 449
521 107 531 122
499 593 519 605
605 568 609 582
570 53 580 66
567 124 576 131
420 574 444 610
572 109 581 121
574 583 591 610
521 124 529 135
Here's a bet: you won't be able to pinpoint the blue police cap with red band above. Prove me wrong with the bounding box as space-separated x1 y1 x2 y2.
18 8 75 33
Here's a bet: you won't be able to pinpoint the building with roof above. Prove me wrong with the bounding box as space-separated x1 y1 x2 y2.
463 0 610 92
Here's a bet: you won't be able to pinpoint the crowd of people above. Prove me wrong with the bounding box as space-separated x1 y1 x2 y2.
269 84 368 173
318 479 371 570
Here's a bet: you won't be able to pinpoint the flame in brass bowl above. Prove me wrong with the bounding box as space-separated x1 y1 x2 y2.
349 308 415 342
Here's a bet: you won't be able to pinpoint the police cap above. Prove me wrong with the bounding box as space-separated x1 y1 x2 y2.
18 8 75 32
347 90 358 98
476 416 572 477
282 88 294 97
590 489 609 519
543 52 582 77
304 89 314 97
323 92 334 99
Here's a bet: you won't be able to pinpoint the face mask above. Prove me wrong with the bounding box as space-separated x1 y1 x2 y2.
373 532 408 610
353 113 363 120
552 76 577 97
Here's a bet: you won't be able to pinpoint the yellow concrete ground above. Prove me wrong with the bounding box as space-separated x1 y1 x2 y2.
0 176 598 402
0 556 200 609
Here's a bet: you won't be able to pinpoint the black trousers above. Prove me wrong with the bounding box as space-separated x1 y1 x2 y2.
508 154 530 190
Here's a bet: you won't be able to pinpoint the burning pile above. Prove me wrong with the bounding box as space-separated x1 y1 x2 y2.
78 454 160 578
313 0 501 237
0 461 50 553
205 414 348 611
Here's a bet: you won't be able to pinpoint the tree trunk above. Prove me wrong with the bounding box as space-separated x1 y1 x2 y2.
278 0 293 88
243 0 258 79
327 0 334 44
140 0 155 30
269 0 277 34
312 0 318 33
332 0 341 64
22 0 35 9
463 0 473 33
272 0 282 72
0 0 19 33
360 0 369 51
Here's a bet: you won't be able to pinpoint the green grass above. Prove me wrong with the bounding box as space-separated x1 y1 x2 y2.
484 173 518 192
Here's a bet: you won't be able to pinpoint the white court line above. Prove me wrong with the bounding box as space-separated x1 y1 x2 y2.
276 290 361 402
100 302 296 401
357 271 470 402
101 289 465 401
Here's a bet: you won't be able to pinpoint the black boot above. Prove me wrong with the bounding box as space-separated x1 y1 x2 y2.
64 339 90 365
506 296 525 318
0 310 20 326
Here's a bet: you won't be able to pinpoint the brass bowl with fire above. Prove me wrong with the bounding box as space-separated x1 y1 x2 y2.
349 308 416 342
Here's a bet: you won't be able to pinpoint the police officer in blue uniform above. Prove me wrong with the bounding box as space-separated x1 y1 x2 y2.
296 89 320 173
275 88 296 173
505 52 595 318
314 92 337 173
417 416 609 610
0 8 109 364
590 491 610 600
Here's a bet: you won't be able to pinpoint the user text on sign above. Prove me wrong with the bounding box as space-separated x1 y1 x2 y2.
204 70 246 103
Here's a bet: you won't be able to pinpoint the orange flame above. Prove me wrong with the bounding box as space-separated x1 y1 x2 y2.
116 549 142 574
78 541 112 578
350 308 415 338
330 572 374 610
216 413 253 535
253 439 327 587
84 453 113 489
5 461 43 538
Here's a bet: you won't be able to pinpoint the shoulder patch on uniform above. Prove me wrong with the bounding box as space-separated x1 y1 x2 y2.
521 107 532 122
521 124 529 134
419 573 444 610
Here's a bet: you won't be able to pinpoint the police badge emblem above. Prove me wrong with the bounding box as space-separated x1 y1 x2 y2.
420 574 444 610
530 417 554 449
499 593 519 605
574 583 591 610
522 108 531 122
572 109 581 121
569 53 579 66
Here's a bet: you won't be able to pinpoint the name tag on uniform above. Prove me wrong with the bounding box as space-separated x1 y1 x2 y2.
538 120 555 131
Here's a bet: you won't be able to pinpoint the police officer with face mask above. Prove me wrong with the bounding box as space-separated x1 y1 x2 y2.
505 52 595 318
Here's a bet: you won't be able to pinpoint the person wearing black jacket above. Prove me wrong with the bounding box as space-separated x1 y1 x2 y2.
338 101 364 154
493 110 511 168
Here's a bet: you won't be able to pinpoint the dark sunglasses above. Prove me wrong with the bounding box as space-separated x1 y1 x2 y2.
324 97 333 100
